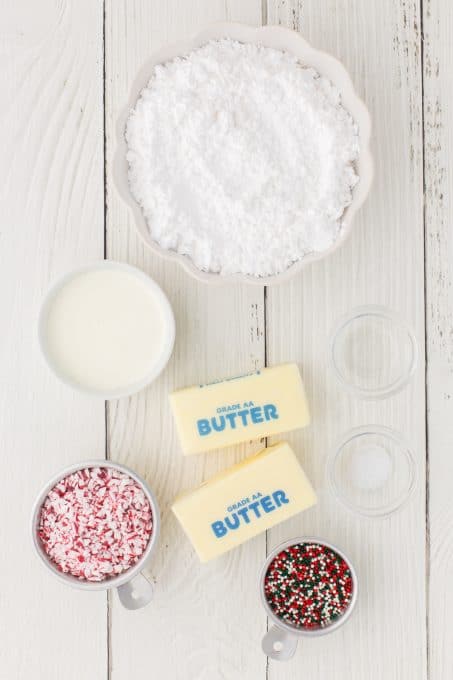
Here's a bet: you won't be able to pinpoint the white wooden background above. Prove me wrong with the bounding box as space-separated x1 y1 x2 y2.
0 0 451 678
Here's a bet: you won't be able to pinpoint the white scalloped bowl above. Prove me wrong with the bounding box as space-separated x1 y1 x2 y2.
113 23 373 285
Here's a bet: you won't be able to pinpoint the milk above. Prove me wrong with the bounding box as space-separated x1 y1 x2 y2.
41 265 174 394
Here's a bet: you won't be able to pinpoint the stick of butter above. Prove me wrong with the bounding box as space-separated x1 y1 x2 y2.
172 441 316 562
169 363 310 454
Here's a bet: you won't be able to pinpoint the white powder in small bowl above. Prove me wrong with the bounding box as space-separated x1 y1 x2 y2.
126 39 359 278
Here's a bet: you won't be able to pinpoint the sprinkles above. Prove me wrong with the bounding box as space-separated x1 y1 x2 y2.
38 467 153 582
264 542 353 630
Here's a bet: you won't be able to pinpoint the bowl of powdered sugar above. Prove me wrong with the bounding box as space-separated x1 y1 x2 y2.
114 24 373 284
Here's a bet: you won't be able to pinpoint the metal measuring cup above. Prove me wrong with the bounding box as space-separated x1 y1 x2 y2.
260 536 358 661
31 460 160 610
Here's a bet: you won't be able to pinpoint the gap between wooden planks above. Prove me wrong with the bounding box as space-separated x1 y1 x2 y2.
102 1 430 679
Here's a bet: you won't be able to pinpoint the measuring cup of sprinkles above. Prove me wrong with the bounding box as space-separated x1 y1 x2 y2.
31 461 160 610
260 538 358 661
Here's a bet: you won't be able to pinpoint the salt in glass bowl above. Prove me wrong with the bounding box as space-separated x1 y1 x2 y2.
328 426 416 518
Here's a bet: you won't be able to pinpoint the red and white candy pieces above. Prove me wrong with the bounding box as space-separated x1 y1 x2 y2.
38 467 153 582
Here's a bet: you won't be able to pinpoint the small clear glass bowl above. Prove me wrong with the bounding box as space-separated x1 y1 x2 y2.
328 426 416 518
330 306 418 400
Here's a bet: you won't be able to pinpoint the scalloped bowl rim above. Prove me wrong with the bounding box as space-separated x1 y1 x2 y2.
113 23 373 286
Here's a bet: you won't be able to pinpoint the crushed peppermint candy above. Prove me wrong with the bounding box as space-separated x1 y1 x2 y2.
264 542 353 630
38 467 153 582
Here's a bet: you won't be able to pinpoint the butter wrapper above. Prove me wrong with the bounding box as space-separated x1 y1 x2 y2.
169 363 310 455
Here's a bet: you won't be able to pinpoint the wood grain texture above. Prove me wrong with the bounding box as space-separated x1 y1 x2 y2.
104 2 266 679
0 1 106 679
265 1 427 679
3 0 451 678
423 1 453 678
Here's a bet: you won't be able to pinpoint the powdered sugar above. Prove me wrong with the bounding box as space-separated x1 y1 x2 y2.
126 39 359 278
38 467 153 582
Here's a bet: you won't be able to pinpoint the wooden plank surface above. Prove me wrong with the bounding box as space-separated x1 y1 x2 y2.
0 2 106 679
2 0 451 678
104 2 265 679
423 1 453 678
265 1 427 679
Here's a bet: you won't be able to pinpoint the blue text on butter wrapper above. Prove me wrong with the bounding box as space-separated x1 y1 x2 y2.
211 490 289 538
197 402 278 436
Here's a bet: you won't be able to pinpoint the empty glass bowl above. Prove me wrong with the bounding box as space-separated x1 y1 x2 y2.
328 426 416 517
330 306 417 399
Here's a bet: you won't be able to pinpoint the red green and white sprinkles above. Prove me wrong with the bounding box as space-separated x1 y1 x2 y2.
38 467 153 582
264 542 353 630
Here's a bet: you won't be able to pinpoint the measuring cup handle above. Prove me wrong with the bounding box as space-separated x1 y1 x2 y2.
262 624 298 661
116 572 154 610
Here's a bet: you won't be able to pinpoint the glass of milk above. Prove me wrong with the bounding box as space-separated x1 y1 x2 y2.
39 261 175 398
